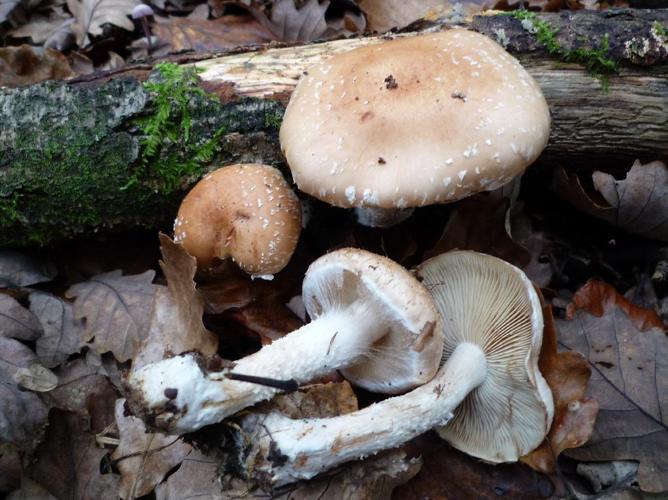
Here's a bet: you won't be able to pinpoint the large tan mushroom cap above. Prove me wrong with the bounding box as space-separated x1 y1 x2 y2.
174 164 301 275
280 29 550 209
416 251 554 462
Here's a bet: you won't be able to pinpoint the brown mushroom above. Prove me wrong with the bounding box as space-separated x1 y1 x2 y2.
280 29 550 226
173 164 301 276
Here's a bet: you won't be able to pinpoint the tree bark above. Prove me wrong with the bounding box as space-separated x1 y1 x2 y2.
1 9 667 247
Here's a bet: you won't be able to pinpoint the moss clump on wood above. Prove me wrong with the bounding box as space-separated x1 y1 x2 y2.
0 67 285 247
509 10 617 89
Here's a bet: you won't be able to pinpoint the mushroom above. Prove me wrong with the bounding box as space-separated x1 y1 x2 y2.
132 4 155 52
280 29 550 226
173 164 301 278
240 251 554 487
127 248 444 433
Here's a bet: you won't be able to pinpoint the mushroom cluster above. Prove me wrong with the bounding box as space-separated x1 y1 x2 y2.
280 29 550 226
127 27 554 489
241 251 554 486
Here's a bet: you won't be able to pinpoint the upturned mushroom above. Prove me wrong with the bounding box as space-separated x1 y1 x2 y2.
173 164 301 277
240 251 554 487
280 29 550 226
127 248 443 433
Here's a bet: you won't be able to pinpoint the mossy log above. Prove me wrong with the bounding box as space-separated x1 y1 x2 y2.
1 9 667 247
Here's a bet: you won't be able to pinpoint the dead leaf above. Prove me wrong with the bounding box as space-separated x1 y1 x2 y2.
112 398 192 499
134 13 271 58
567 279 664 332
424 194 530 269
6 477 56 500
558 280 668 493
0 250 56 288
394 434 555 499
0 443 22 493
29 292 86 368
0 44 74 87
553 161 668 242
0 337 50 448
67 0 140 46
132 236 218 369
7 6 71 44
510 206 554 287
0 294 42 341
66 269 157 362
154 448 221 500
13 363 57 392
42 356 115 417
30 409 119 500
521 303 599 474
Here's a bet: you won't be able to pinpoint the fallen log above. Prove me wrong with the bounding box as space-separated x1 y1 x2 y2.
1 9 667 247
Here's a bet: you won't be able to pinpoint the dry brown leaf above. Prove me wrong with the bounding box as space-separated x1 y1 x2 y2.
521 303 599 473
553 161 668 242
154 448 221 500
258 0 328 42
30 409 119 500
567 279 664 332
558 280 668 493
394 434 555 499
132 236 218 369
0 44 74 87
67 0 140 46
134 13 272 58
112 398 192 499
43 356 116 418
0 294 42 341
0 250 56 287
358 0 450 33
7 7 71 44
424 194 530 269
0 337 50 448
66 269 157 362
29 292 86 368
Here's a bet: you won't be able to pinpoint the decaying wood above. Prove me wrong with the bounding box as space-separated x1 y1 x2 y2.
1 9 667 246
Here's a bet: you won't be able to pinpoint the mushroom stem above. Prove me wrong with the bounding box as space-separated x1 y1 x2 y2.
354 207 414 228
248 342 487 486
129 304 388 433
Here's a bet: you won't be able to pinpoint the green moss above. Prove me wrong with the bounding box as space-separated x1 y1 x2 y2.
653 21 667 38
509 10 617 89
128 62 227 193
264 109 284 130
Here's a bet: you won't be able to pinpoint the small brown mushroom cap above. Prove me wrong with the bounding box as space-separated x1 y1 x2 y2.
416 250 554 463
280 29 550 210
174 164 301 275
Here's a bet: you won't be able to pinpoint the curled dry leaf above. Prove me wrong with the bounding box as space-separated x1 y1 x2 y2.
358 0 454 33
558 280 668 493
30 409 119 500
0 250 56 288
7 7 71 44
66 0 140 46
567 279 664 331
112 399 192 499
132 235 217 369
66 269 157 362
553 161 668 242
0 294 42 341
29 292 86 368
521 303 599 474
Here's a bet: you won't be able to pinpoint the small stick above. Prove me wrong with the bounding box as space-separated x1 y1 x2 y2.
225 372 299 392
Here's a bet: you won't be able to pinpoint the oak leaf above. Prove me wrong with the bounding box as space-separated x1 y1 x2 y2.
557 280 668 493
0 250 56 288
66 0 140 46
0 293 42 341
66 269 157 362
